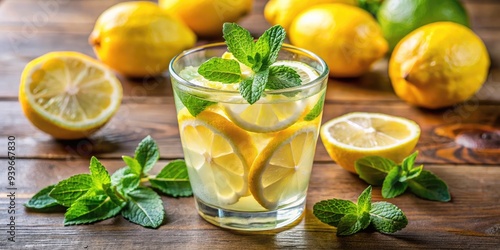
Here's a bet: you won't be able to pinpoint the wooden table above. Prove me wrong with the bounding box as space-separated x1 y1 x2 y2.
1 0 499 249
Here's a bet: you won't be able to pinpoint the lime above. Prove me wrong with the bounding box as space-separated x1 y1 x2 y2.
378 0 469 51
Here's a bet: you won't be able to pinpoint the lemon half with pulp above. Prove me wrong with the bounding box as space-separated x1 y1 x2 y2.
320 112 420 173
19 51 123 139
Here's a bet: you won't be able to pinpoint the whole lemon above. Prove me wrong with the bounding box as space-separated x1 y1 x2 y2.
289 4 388 78
264 0 357 31
378 0 469 51
159 0 253 37
89 1 196 77
389 22 490 109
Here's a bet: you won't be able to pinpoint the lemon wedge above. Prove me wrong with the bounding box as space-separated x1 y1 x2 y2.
19 51 123 139
223 60 319 133
320 112 421 173
178 109 257 205
249 123 318 210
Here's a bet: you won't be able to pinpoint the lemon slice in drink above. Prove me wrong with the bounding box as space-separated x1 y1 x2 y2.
178 109 257 205
320 112 421 173
249 122 318 210
223 60 319 133
19 51 122 139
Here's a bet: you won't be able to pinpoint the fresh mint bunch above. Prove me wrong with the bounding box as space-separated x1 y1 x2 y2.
25 136 192 228
355 151 450 202
313 186 408 236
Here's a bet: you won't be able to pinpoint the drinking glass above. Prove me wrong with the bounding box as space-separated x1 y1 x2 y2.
169 43 328 231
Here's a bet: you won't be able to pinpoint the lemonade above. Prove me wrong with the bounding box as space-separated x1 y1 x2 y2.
170 39 328 230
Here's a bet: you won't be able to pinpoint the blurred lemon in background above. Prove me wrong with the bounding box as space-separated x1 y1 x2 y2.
378 0 469 51
264 0 357 31
89 1 196 77
19 52 123 139
289 4 388 78
159 0 253 37
389 22 490 109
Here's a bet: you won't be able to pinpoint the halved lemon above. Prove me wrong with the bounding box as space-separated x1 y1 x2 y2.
178 109 257 205
249 122 319 210
223 60 320 133
320 112 421 173
19 51 123 139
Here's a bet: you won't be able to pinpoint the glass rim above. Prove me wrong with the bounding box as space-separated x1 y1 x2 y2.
169 42 329 95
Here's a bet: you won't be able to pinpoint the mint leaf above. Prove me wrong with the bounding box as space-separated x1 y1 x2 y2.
49 174 93 207
103 183 127 205
357 186 372 215
149 160 192 197
89 156 111 190
175 89 216 117
314 185 408 236
313 199 357 227
64 188 125 225
135 135 159 173
399 152 422 182
337 213 364 236
240 68 269 104
121 187 164 228
370 201 408 233
406 165 423 181
122 156 142 176
266 65 301 90
111 167 141 196
198 57 241 83
407 170 451 202
25 185 62 210
355 156 396 185
401 151 418 172
304 92 325 121
255 25 286 68
223 23 255 67
382 165 408 198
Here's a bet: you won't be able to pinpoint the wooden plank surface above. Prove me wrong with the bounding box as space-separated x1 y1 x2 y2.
1 159 499 249
0 0 499 249
1 99 499 164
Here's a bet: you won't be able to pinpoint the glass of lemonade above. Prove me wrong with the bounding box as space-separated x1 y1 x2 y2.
169 42 328 231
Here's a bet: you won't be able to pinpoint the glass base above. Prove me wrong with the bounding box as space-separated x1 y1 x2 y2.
194 197 305 231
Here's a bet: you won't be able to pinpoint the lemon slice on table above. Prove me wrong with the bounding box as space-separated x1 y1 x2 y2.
19 51 123 139
223 60 320 133
178 109 257 205
249 122 319 210
320 112 421 173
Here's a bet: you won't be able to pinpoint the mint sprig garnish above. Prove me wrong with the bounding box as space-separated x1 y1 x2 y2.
174 90 216 117
23 185 61 211
25 136 193 229
304 92 325 121
198 57 242 83
355 151 451 202
314 186 408 236
196 23 302 105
